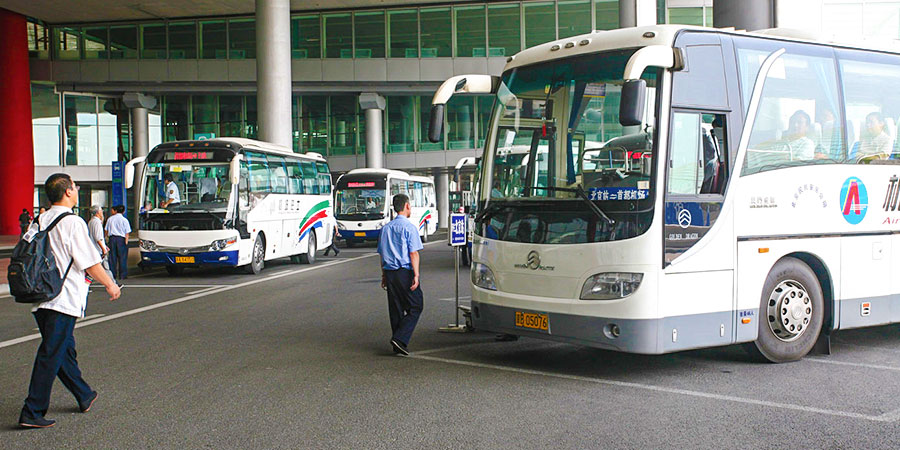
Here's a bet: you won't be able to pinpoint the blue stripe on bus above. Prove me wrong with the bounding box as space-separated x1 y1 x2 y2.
140 250 239 266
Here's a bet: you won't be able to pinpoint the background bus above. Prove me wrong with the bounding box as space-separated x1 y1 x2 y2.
430 25 900 363
334 168 437 246
126 138 335 275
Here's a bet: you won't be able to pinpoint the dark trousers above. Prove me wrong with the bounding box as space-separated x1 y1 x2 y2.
384 268 424 347
22 309 93 419
109 235 127 280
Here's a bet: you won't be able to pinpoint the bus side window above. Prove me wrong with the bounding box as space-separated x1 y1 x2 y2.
669 112 728 196
316 162 331 194
301 160 318 194
287 159 304 194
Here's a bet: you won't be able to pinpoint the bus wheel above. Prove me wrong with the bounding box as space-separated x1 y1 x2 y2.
245 235 265 274
300 230 316 264
749 257 824 363
165 265 184 276
421 225 428 243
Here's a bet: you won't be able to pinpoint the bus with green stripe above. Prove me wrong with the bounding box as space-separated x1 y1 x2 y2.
334 169 438 246
124 138 336 275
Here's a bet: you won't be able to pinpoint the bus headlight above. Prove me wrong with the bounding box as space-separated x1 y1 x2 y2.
139 239 157 251
580 272 643 300
471 263 497 291
337 222 346 230
209 237 237 251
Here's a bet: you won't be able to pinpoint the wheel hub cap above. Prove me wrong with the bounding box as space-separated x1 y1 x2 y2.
766 279 812 342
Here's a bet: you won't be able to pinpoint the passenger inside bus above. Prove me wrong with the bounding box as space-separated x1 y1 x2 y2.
782 110 816 161
855 111 892 161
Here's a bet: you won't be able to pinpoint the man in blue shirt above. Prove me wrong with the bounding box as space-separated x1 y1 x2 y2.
377 193 425 356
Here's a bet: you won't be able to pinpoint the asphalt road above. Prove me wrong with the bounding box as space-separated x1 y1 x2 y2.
1 235 900 448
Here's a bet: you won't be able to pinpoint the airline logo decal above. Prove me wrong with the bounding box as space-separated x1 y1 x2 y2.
299 200 330 241
840 177 867 225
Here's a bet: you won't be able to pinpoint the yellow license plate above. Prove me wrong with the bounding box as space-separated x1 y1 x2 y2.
175 256 195 264
515 311 549 331
354 232 366 237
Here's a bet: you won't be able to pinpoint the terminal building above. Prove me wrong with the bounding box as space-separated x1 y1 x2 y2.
0 0 898 232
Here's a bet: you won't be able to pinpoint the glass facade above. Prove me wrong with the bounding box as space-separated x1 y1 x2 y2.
389 10 418 58
141 24 166 59
291 15 321 58
27 20 50 59
668 6 713 27
169 22 197 59
488 4 521 57
355 11 385 58
324 13 352 58
524 2 556 49
558 0 592 39
32 84 61 166
109 25 138 59
200 20 227 59
455 6 486 57
420 8 452 57
228 19 256 59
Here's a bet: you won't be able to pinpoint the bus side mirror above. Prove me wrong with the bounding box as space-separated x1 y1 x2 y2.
619 79 647 127
229 154 243 185
123 156 146 190
428 104 444 143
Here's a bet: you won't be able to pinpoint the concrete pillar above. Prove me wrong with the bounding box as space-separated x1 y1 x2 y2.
433 168 450 230
619 0 657 28
256 0 292 147
713 0 775 31
360 93 386 169
0 9 34 234
124 93 157 227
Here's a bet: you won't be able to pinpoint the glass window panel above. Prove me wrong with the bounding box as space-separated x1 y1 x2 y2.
191 95 217 139
476 95 494 149
448 96 475 149
389 10 418 58
83 26 107 60
301 96 327 154
141 24 166 59
387 96 416 152
291 15 321 59
55 27 81 60
287 159 304 193
839 54 900 162
28 21 50 58
419 95 444 151
668 7 704 26
324 13 352 58
220 96 243 138
558 1 591 39
245 95 258 139
420 8 451 57
149 106 162 149
168 22 197 59
292 95 301 151
98 98 126 164
668 112 701 195
524 2 555 49
109 25 137 59
200 20 227 59
246 152 271 192
268 155 289 194
595 0 619 31
229 19 255 59
455 6 486 57
355 11 384 58
488 4 520 57
163 95 190 141
32 84 61 166
64 95 98 166
330 96 357 155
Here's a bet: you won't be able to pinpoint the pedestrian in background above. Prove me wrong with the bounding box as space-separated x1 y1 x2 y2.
377 193 424 356
323 225 341 256
105 205 131 281
18 173 121 429
87 205 115 284
18 208 31 238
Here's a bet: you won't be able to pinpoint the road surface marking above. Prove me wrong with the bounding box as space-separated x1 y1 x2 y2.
807 357 900 372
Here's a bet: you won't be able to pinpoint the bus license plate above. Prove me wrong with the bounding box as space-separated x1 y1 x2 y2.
354 232 366 237
175 256 195 264
515 311 549 331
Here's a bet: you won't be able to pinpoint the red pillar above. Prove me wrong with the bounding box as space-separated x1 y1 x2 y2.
0 9 34 235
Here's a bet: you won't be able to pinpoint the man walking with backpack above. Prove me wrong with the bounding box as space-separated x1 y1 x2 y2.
14 173 121 428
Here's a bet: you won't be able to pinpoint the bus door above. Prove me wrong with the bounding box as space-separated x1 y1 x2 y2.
660 34 740 351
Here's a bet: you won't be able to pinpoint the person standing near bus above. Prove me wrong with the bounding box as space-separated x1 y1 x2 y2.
105 205 131 281
159 173 181 208
18 173 121 428
377 193 424 356
18 208 31 237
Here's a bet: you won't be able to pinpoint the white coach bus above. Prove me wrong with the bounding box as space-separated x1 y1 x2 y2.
125 138 336 275
430 25 900 362
334 168 437 246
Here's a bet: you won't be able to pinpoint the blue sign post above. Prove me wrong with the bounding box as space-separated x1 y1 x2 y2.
441 213 469 333
111 161 127 214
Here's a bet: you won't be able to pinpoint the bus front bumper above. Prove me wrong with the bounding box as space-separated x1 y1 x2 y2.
140 250 240 267
339 229 381 241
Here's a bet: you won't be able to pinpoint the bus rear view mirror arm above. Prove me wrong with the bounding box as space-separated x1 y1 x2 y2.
429 74 501 143
124 156 146 190
618 46 679 127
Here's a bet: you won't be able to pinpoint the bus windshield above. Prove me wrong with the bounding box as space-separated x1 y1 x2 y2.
335 188 386 220
142 162 235 231
482 49 659 244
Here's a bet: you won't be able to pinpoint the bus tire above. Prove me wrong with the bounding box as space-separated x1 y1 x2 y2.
165 265 184 276
245 235 265 274
300 230 316 264
421 225 428 243
749 257 824 363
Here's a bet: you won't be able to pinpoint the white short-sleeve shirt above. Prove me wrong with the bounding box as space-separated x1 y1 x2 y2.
166 181 181 204
31 206 102 318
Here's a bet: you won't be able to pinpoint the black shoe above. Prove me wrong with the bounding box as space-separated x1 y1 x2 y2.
334 248 340 256
391 339 409 356
79 391 98 413
18 413 55 429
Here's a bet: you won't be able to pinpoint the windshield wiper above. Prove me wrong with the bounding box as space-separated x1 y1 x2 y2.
474 201 505 224
523 186 614 225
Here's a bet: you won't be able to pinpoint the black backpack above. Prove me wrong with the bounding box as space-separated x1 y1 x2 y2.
7 212 75 304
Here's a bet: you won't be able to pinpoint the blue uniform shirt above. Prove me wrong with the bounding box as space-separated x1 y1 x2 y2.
377 215 424 270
